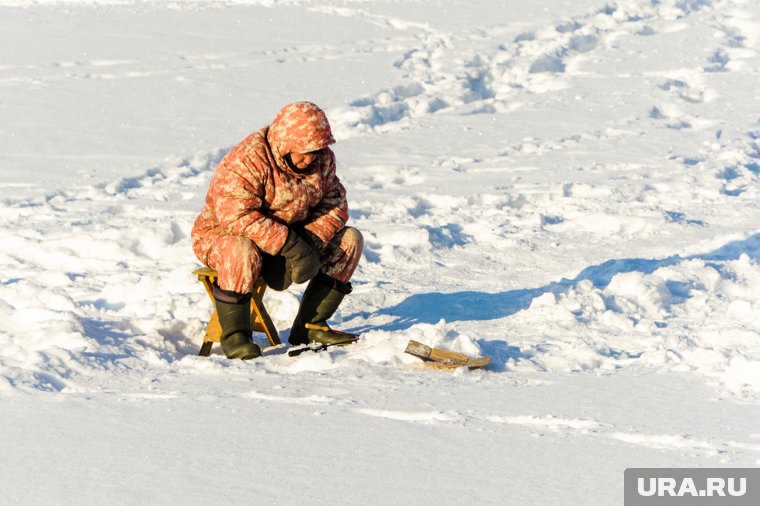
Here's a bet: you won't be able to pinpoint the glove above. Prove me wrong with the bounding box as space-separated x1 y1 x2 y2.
294 225 326 253
279 229 320 284
261 253 292 291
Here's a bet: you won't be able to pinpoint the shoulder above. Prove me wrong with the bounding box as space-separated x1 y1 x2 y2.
318 147 337 176
221 129 271 173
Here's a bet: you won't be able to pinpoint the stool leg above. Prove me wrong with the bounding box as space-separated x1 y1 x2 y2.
199 341 213 357
251 280 281 346
197 274 223 356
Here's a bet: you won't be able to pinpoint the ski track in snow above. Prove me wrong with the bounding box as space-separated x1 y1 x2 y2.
353 407 760 461
97 383 760 462
0 40 409 87
255 378 754 461
1 1 760 477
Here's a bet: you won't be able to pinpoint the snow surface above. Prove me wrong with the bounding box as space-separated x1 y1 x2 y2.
2 0 760 504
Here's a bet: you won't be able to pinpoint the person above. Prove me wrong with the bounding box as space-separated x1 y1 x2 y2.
191 102 363 360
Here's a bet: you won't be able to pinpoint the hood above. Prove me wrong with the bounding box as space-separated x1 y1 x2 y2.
267 102 335 173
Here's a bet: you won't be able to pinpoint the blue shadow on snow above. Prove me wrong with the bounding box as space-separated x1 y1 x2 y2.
360 233 760 331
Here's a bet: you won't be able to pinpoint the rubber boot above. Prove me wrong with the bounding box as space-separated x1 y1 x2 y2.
289 272 357 346
213 285 262 360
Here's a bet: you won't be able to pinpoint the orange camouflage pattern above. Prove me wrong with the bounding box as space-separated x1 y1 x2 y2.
201 226 363 294
191 102 361 293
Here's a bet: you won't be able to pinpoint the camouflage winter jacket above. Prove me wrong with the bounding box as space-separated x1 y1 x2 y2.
191 102 349 257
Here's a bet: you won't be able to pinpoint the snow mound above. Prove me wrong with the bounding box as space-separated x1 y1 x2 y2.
510 252 760 393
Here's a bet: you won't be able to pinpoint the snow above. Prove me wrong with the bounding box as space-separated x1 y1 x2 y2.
2 0 760 503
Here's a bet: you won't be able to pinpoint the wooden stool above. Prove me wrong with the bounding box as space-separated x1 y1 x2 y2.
193 267 281 356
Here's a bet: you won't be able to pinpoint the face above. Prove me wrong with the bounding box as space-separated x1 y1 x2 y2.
289 150 321 170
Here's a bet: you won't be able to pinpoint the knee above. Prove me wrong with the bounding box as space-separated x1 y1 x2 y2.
241 237 261 265
342 227 364 256
225 236 261 271
209 235 262 293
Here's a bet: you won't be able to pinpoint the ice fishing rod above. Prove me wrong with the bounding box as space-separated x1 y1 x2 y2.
287 336 361 357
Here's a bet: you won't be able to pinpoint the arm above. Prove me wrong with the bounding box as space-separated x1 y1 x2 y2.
211 155 289 255
303 150 349 245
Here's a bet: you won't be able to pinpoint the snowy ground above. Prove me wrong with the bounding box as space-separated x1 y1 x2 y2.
2 0 760 504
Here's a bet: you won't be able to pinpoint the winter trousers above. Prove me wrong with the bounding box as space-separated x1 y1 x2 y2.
195 226 363 294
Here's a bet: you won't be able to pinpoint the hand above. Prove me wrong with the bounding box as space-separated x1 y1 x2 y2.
295 225 326 253
279 230 320 284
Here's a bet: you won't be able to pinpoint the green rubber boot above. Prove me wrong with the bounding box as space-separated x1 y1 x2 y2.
289 272 357 346
214 290 262 360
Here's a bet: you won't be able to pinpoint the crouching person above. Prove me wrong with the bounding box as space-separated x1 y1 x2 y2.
191 102 363 359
